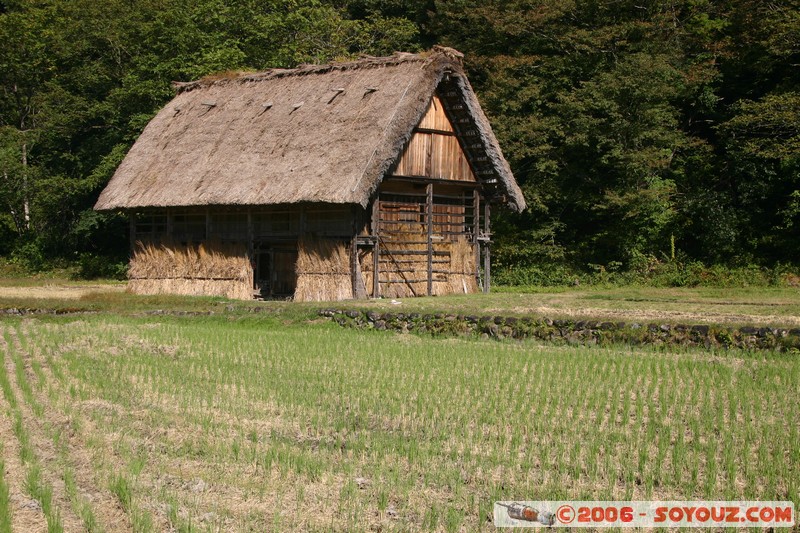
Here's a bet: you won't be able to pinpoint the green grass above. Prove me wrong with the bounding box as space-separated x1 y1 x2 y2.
0 449 12 533
2 279 800 328
25 465 62 533
4 312 797 531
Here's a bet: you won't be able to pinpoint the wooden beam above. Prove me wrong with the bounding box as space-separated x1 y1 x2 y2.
381 250 449 256
483 202 491 293
166 209 173 239
414 127 456 137
426 182 433 296
246 208 253 255
351 206 358 299
386 175 480 188
473 190 480 289
350 206 368 299
129 212 136 253
371 199 380 298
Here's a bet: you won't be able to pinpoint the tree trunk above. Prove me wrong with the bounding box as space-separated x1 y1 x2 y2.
21 142 30 232
3 169 24 234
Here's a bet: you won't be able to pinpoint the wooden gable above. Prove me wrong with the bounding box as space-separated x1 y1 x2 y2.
392 96 477 182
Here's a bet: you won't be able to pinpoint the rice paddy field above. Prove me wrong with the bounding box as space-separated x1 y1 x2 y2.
0 305 798 531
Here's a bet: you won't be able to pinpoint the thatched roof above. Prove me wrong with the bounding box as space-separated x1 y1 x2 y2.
95 46 525 212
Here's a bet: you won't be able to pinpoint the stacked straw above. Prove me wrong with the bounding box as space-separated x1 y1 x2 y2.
294 237 353 302
128 239 253 300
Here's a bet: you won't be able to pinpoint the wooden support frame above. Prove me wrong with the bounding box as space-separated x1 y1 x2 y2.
245 208 255 293
129 212 136 253
246 209 253 256
351 206 358 299
166 208 173 239
473 190 480 287
483 202 491 293
426 182 433 296
371 199 380 298
350 206 369 299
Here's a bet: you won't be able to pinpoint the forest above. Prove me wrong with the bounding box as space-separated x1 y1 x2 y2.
0 0 798 284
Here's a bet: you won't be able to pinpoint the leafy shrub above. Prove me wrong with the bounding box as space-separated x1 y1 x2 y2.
10 240 48 272
76 253 128 280
493 264 581 286
494 258 798 288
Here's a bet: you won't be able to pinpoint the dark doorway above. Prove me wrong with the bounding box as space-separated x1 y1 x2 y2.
253 243 298 299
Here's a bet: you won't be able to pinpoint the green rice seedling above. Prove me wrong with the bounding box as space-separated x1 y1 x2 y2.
109 474 132 512
109 472 154 533
63 467 101 533
9 341 43 417
25 465 63 533
131 508 153 533
12 411 34 465
0 453 11 533
422 504 440 530
444 506 464 533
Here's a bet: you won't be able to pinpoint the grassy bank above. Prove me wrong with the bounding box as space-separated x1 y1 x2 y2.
1 278 800 328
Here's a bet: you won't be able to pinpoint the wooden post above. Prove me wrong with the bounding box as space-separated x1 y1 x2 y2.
350 206 358 299
129 212 136 253
371 198 380 298
247 208 254 290
166 209 173 239
205 208 211 240
483 202 491 293
246 209 253 254
473 190 480 289
426 182 433 296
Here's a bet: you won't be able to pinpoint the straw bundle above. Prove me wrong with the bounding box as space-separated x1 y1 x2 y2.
294 237 352 302
442 237 478 294
128 278 253 300
128 239 253 300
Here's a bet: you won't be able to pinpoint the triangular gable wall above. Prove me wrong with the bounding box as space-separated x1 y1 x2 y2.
392 95 477 182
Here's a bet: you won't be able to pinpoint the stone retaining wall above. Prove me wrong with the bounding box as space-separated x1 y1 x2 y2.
320 309 800 352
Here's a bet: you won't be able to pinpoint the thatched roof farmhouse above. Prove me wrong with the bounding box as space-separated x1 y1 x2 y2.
95 46 526 301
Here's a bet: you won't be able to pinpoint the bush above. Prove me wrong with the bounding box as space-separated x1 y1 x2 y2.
494 258 798 288
493 264 581 286
75 253 128 280
10 240 48 272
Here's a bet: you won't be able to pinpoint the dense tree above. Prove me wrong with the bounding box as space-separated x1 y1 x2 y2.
0 0 797 277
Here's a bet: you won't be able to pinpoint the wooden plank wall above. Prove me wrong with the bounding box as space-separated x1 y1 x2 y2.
393 96 476 182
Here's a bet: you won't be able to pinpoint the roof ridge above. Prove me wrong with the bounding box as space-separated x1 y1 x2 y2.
173 47 462 94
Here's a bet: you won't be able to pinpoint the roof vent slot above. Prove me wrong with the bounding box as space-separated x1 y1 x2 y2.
328 88 345 104
199 101 217 116
363 86 378 97
256 101 273 117
290 102 304 113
